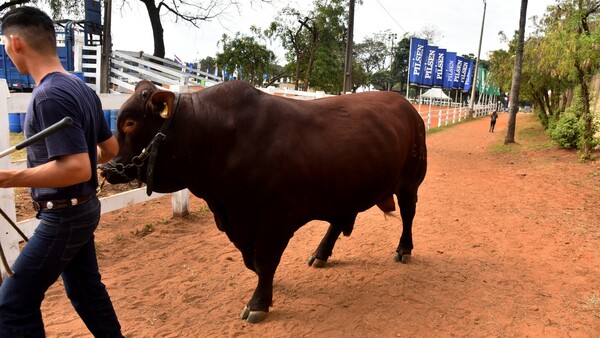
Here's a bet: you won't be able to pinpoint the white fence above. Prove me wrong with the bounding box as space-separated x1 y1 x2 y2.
109 50 222 93
77 45 102 92
416 102 495 130
260 87 334 100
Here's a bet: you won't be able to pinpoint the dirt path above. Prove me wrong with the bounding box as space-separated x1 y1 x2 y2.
39 113 599 337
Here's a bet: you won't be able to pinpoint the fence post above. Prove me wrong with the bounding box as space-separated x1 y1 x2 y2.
0 80 19 278
427 109 432 129
169 85 189 217
446 103 462 124
94 45 102 90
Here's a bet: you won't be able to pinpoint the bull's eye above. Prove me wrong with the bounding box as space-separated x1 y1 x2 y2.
122 119 137 134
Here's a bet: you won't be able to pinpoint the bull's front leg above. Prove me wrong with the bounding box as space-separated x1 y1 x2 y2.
239 232 291 323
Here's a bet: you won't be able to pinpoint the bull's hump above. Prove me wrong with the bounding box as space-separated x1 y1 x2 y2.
199 81 262 107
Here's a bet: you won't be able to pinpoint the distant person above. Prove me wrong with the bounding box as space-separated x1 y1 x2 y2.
489 110 498 132
0 6 124 336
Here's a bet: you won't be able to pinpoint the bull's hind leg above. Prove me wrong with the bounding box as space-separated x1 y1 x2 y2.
240 232 291 323
395 190 418 263
308 214 357 268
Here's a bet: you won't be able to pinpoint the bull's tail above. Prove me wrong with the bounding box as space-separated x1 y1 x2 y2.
377 196 400 220
383 211 401 221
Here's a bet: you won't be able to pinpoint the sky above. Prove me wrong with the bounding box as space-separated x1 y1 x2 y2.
111 0 555 65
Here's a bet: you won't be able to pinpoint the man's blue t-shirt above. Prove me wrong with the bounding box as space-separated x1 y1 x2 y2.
24 72 113 201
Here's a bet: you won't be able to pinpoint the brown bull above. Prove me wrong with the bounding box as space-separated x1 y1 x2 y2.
101 80 427 323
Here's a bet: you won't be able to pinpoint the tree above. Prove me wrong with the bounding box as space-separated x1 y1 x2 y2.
354 32 409 92
350 59 367 91
354 32 391 91
488 29 571 129
265 7 309 90
389 36 410 92
0 0 81 18
197 56 217 75
369 70 393 91
354 33 389 74
128 0 270 59
216 28 276 85
0 0 31 13
504 0 528 144
538 0 600 159
0 1 269 60
266 0 348 92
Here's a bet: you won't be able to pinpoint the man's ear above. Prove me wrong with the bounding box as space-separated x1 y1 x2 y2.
149 91 176 119
6 34 20 53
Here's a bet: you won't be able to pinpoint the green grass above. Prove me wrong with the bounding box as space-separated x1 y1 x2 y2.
490 142 518 153
490 115 556 154
194 205 211 215
9 132 27 161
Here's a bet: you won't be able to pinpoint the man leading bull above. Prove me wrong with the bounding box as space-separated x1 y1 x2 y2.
0 7 124 336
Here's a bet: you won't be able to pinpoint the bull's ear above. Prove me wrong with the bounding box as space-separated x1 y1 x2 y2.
149 91 176 119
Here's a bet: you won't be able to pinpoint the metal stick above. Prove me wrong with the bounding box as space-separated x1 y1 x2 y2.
0 117 73 159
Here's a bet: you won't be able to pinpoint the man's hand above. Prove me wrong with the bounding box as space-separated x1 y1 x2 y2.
98 136 119 164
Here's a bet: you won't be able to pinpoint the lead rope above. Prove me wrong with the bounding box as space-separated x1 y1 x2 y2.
145 93 180 196
0 208 29 277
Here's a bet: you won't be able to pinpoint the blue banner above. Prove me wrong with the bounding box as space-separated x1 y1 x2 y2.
420 45 437 87
408 37 428 85
453 56 464 89
463 60 474 92
434 48 445 87
443 52 456 89
459 59 470 90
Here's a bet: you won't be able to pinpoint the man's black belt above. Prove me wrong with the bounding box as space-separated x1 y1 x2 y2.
32 194 93 211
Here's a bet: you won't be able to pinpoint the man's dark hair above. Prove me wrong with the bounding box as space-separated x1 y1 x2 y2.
1 6 57 54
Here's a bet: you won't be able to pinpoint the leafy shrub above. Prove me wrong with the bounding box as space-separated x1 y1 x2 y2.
547 86 599 154
548 112 580 148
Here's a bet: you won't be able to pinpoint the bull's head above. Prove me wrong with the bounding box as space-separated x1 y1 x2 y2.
100 80 177 185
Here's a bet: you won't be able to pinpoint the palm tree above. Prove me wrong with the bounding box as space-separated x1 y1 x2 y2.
505 0 528 144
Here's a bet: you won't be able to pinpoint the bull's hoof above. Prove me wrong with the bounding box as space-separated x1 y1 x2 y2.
307 254 327 268
240 305 268 323
394 252 411 264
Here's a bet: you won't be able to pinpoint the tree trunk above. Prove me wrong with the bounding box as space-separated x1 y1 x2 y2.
576 62 592 157
505 0 528 144
303 25 320 91
303 45 317 91
542 88 552 117
142 0 166 58
532 94 548 127
293 56 301 90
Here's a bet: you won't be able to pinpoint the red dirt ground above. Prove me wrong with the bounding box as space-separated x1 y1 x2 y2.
18 113 600 336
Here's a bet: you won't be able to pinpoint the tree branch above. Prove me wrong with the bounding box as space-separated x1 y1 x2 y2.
0 0 31 13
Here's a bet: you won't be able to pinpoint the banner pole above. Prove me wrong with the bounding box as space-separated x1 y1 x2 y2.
406 38 412 98
435 88 442 129
418 87 423 116
428 88 432 125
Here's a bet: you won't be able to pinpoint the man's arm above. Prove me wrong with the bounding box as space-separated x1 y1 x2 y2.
0 152 91 188
97 136 119 164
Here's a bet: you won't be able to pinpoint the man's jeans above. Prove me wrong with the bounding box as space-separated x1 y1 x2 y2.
0 196 123 337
